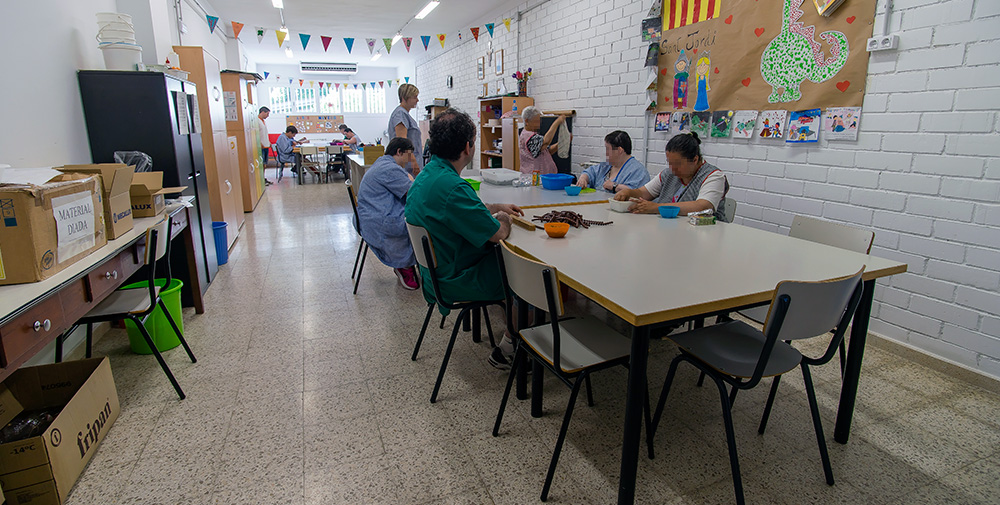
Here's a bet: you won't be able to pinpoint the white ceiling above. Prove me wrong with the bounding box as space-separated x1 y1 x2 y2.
207 0 517 66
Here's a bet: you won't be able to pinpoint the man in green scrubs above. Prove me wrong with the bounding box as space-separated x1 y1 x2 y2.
405 108 524 369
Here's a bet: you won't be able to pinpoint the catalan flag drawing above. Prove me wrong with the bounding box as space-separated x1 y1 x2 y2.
664 0 723 30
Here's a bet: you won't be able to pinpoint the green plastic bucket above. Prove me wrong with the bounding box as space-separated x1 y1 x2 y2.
123 279 184 354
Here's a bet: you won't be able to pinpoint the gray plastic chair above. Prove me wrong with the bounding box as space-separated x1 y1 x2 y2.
648 268 865 505
720 197 737 223
492 241 646 502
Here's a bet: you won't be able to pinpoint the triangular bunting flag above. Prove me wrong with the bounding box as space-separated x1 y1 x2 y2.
379 81 384 88
458 31 463 40
437 34 446 48
299 33 311 50
403 37 412 52
231 21 244 38
404 77 410 83
299 79 304 86
206 15 219 34
256 28 264 43
471 27 480 42
387 80 393 87
288 78 293 84
503 18 512 32
276 30 287 46
362 83 367 89
318 81 324 88
353 84 359 89
365 38 376 55
309 80 314 87
263 71 269 79
485 23 495 37
276 74 280 81
420 35 431 50
370 82 376 89
395 79 400 85
321 35 332 51
383 38 393 54
335 83 340 90
344 38 355 53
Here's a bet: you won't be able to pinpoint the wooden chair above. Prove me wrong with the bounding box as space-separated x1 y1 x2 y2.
648 268 865 505
405 223 502 403
493 241 647 502
346 184 367 295
73 217 197 400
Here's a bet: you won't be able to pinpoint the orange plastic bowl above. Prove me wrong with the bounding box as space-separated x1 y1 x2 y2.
544 222 570 238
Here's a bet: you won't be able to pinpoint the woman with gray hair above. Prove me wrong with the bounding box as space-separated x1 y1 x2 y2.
518 106 569 176
388 83 422 175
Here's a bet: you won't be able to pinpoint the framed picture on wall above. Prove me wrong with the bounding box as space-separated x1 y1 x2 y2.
494 49 504 76
482 83 489 98
477 57 485 80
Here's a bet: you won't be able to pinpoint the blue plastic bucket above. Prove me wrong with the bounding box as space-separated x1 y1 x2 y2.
212 221 228 265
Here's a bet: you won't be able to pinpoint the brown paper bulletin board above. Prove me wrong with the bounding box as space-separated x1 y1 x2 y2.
287 115 347 134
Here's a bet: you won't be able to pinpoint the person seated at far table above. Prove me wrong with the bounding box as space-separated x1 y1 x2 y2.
275 125 307 180
405 107 525 370
357 137 420 290
518 106 570 176
340 126 363 153
574 130 651 193
613 132 728 218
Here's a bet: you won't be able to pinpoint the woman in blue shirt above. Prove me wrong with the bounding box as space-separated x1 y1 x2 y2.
574 130 651 193
357 137 419 290
388 83 423 175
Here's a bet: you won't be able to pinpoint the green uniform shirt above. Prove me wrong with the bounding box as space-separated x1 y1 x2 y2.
405 155 504 308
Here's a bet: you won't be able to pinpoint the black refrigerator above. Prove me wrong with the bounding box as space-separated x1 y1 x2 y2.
77 70 218 307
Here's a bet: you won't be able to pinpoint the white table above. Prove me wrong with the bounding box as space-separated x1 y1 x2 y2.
466 171 610 209
503 205 907 504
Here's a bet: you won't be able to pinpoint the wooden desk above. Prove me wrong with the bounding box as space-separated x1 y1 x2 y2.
0 202 198 381
503 206 907 504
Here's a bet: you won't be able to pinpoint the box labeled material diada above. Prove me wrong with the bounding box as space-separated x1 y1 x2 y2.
0 357 119 505
0 176 107 286
55 164 135 239
129 172 186 218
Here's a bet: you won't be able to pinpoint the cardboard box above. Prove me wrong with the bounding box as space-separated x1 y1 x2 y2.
55 164 135 240
129 172 186 218
0 177 108 286
362 145 385 165
0 358 119 505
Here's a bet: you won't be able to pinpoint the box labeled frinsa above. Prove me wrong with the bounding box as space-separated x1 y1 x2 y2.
0 176 108 286
0 357 120 505
56 164 135 239
129 172 186 218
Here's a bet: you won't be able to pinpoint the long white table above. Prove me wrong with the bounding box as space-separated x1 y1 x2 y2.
502 205 907 504
466 171 611 209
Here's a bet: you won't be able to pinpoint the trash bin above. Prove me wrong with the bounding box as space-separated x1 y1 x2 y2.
123 279 184 354
213 221 228 265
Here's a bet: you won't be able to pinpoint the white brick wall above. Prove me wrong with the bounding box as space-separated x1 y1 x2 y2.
416 0 1000 379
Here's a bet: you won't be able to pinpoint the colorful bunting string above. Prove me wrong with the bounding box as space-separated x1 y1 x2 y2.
344 38 355 53
321 36 332 51
299 33 311 50
231 21 244 38
485 23 495 38
206 15 219 33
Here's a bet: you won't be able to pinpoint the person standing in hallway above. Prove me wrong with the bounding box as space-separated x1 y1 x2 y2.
257 107 272 184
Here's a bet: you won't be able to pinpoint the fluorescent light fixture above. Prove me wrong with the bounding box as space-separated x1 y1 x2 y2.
272 0 283 8
414 1 440 19
391 33 402 46
280 25 289 34
285 47 293 58
371 50 382 62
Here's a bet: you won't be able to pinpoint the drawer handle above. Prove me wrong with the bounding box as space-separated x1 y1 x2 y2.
113 270 119 279
33 319 51 332
105 271 112 279
226 180 233 194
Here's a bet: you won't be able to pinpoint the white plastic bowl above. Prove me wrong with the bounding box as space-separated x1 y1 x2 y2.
101 43 142 70
608 198 635 213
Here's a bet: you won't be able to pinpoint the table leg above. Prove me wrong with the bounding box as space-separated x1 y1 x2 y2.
295 153 303 185
834 279 875 444
618 325 649 505
516 299 529 401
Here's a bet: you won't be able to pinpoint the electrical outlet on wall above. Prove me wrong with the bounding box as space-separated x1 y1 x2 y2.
867 34 899 52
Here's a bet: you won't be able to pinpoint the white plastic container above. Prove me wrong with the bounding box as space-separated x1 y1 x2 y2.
96 12 133 25
480 168 520 185
98 28 136 43
101 42 142 70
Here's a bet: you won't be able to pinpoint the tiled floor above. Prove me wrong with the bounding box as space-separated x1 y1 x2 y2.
67 175 1000 504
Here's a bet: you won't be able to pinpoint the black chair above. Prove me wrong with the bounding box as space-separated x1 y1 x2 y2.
346 184 368 295
73 217 197 400
405 223 501 403
492 241 648 502
647 268 865 505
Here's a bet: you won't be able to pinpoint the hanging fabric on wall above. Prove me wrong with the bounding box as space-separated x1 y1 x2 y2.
321 36 332 51
556 121 571 159
403 37 413 52
206 15 219 33
420 35 431 50
231 21 244 38
485 23 495 37
299 33 311 50
344 38 355 53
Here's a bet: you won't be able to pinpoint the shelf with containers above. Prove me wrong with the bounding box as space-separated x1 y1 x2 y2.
478 96 533 172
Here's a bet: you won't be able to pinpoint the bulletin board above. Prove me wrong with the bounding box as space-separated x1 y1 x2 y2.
286 115 346 134
655 0 878 113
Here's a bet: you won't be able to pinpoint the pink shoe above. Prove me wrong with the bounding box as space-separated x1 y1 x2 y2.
394 266 419 290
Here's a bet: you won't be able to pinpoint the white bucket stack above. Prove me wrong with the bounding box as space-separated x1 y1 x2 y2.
97 12 142 70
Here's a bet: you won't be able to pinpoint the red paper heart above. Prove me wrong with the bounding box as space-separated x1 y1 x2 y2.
693 48 698 53
836 80 850 92
741 77 751 87
725 15 733 24
846 16 856 24
660 68 668 76
714 67 719 74
754 27 765 37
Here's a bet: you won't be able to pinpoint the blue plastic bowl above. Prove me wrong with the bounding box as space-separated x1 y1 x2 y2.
564 185 582 196
540 173 574 190
658 205 681 218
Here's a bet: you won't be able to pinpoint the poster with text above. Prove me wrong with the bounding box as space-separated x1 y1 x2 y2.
656 0 877 113
757 110 787 139
787 108 821 142
732 110 758 139
823 106 860 140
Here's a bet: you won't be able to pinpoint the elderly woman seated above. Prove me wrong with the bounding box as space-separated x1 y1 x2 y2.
613 132 728 218
574 130 650 193
518 106 569 176
356 137 419 290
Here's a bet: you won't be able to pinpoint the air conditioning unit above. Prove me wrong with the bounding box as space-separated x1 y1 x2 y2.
299 62 357 74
